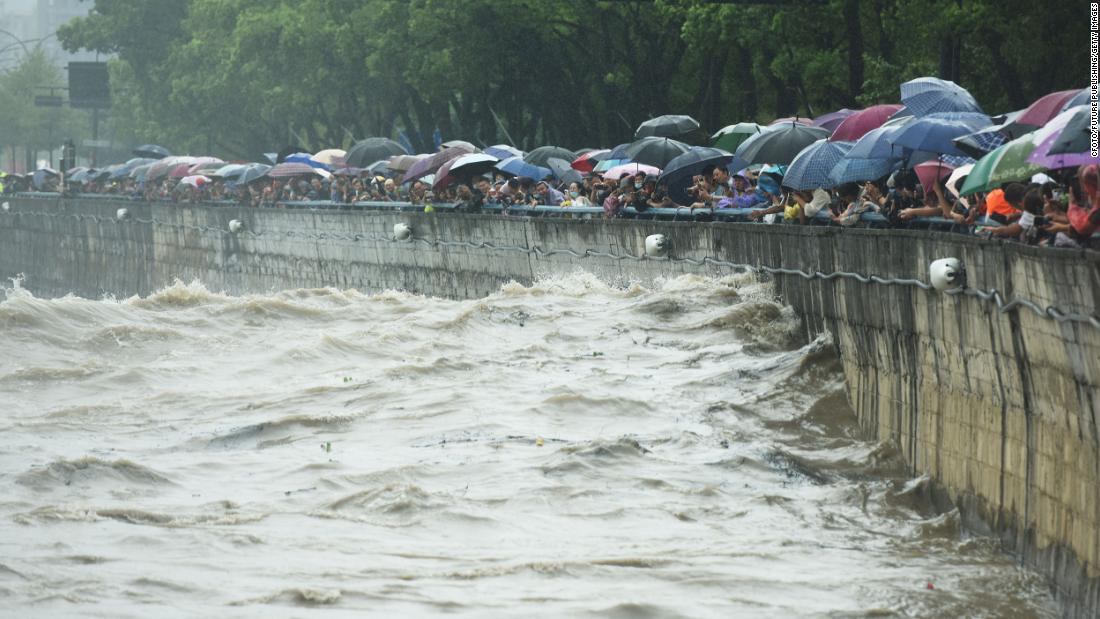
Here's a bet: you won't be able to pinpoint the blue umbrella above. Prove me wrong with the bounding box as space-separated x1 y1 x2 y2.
829 157 898 185
847 124 909 159
900 77 983 116
923 112 993 129
953 128 1008 158
494 156 551 180
485 145 523 160
606 142 633 160
782 139 853 190
284 153 331 170
593 158 630 173
889 118 974 157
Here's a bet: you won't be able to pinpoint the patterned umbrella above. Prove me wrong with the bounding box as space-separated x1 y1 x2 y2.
635 114 700 139
828 156 897 185
782 139 853 190
830 104 904 142
735 122 830 166
953 129 1008 159
266 162 321 179
889 118 975 157
900 77 983 117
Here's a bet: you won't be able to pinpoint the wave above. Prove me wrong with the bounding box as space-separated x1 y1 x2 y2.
204 413 358 450
15 457 174 491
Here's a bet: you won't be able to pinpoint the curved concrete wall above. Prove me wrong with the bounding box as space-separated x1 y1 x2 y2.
3 196 1099 616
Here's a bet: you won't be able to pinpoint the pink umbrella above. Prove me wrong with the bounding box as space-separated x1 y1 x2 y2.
433 158 459 190
602 163 661 180
168 163 193 179
1014 89 1084 128
830 104 905 142
913 159 956 193
266 162 321 178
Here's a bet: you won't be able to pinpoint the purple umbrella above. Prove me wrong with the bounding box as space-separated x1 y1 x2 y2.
403 146 475 182
1027 107 1100 169
812 108 857 133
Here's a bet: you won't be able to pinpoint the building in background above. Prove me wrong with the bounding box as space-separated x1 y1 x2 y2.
0 0 97 172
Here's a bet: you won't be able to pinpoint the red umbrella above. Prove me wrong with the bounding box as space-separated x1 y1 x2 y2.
913 159 956 194
1014 89 1084 128
830 104 905 142
266 162 320 178
571 149 609 172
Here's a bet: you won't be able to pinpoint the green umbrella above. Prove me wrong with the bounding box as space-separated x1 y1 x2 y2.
959 133 1046 196
711 122 763 153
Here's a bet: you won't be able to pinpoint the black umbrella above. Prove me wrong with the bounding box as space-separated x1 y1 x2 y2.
657 147 737 204
276 145 309 164
546 158 583 186
238 164 272 185
734 122 830 165
624 137 691 168
132 144 171 159
345 137 409 167
524 146 576 167
1048 107 1089 155
635 114 700 139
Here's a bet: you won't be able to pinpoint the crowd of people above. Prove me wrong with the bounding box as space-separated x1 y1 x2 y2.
3 80 1097 249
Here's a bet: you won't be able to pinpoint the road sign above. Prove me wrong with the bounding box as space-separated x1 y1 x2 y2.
34 95 63 107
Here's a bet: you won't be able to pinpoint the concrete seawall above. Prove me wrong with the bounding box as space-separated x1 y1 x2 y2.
3 195 1099 616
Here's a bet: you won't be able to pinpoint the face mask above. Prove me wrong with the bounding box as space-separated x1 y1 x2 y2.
570 191 579 198
634 182 642 189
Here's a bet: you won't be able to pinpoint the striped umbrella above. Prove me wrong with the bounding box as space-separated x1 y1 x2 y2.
782 139 853 190
266 162 321 179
